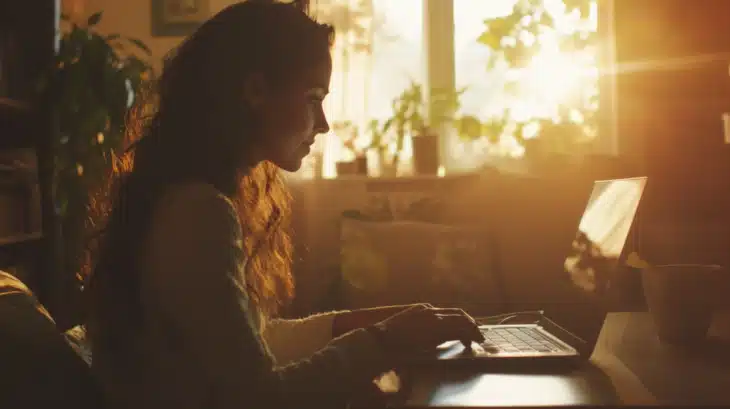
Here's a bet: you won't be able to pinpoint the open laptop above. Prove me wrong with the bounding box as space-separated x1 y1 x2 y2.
423 176 648 368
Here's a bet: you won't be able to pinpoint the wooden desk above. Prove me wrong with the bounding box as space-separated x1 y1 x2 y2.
400 313 656 407
610 312 730 405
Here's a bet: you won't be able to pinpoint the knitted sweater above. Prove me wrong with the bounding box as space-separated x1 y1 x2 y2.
91 182 392 409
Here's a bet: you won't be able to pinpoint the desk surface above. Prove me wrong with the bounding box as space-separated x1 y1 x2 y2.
612 312 730 405
400 313 658 407
398 312 730 407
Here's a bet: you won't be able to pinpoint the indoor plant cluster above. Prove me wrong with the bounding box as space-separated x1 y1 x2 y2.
37 11 153 282
334 82 482 177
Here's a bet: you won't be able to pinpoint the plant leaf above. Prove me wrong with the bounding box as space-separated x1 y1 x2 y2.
126 37 152 56
87 11 103 27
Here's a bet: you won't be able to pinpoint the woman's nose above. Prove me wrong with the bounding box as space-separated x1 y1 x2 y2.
314 109 330 134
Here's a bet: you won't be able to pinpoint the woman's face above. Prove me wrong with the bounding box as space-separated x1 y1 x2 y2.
250 56 332 172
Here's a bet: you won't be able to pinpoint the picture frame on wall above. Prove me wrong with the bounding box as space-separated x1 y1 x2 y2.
151 0 210 37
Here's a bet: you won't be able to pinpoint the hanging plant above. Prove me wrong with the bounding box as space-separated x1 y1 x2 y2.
37 11 154 280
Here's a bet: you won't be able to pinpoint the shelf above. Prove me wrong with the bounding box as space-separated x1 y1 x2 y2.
0 232 42 247
0 97 31 112
0 99 36 149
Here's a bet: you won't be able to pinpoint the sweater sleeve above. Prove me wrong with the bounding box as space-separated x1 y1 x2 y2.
263 313 342 366
143 183 392 409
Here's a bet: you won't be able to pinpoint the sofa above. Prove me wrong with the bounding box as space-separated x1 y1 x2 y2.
0 270 100 408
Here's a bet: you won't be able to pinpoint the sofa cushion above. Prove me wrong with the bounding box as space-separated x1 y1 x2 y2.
0 270 101 408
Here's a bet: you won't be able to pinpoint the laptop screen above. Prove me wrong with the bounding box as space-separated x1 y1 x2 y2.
564 177 646 297
546 177 647 353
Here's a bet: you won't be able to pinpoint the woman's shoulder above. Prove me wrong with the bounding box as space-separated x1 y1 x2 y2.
160 181 233 206
143 182 244 274
156 182 237 220
149 182 241 243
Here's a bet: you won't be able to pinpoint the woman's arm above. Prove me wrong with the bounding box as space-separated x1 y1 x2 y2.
263 305 421 365
332 305 427 338
144 183 393 408
262 312 339 365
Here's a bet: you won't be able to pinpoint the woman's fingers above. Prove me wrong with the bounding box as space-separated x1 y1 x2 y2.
432 313 485 344
432 308 481 333
380 304 484 352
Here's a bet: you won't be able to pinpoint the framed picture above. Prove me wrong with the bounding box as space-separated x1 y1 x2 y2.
151 0 210 37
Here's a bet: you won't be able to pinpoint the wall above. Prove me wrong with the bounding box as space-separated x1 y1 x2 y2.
63 0 233 72
612 0 730 222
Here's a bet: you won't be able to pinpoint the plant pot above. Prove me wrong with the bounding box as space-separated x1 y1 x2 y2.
412 132 439 175
353 156 368 175
336 160 360 177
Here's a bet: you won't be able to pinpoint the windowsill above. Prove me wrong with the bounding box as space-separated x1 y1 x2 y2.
287 170 481 184
287 151 630 186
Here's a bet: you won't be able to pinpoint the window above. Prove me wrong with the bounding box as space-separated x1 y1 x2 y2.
454 0 599 169
295 0 600 179
295 0 423 179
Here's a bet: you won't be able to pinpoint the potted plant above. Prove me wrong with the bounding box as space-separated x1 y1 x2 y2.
37 11 153 289
332 120 367 176
364 119 397 177
383 81 482 175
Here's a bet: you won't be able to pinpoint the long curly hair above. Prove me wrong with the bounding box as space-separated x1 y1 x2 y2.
84 0 334 347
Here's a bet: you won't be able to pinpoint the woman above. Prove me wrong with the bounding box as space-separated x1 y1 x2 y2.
85 1 483 408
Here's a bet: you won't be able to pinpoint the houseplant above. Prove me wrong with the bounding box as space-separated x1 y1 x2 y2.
382 81 481 175
364 119 394 177
332 120 368 176
37 11 153 285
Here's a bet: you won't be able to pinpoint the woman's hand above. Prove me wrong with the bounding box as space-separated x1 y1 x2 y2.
376 304 484 354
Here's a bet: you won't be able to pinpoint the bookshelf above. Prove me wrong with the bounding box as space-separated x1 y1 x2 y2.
0 1 58 300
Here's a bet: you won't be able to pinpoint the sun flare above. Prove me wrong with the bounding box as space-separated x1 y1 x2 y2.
508 33 598 123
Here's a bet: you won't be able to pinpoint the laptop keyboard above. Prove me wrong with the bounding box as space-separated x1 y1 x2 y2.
482 327 565 354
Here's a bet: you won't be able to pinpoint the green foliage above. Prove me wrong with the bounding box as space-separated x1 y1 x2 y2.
479 0 596 70
383 81 482 144
476 0 597 153
37 11 153 275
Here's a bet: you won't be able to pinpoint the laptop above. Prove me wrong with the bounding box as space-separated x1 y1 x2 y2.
423 176 648 368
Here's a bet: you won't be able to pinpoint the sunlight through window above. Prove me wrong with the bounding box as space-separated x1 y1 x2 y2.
296 0 599 180
455 0 598 162
295 0 422 179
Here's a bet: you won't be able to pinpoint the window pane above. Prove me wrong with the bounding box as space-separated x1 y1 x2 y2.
454 0 599 166
294 0 423 179
454 0 513 119
369 0 423 120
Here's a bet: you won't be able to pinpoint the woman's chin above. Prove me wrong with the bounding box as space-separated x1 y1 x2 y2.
274 157 305 173
271 146 311 172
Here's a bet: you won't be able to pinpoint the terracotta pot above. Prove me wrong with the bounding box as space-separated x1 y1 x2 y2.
336 159 367 177
353 156 368 175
